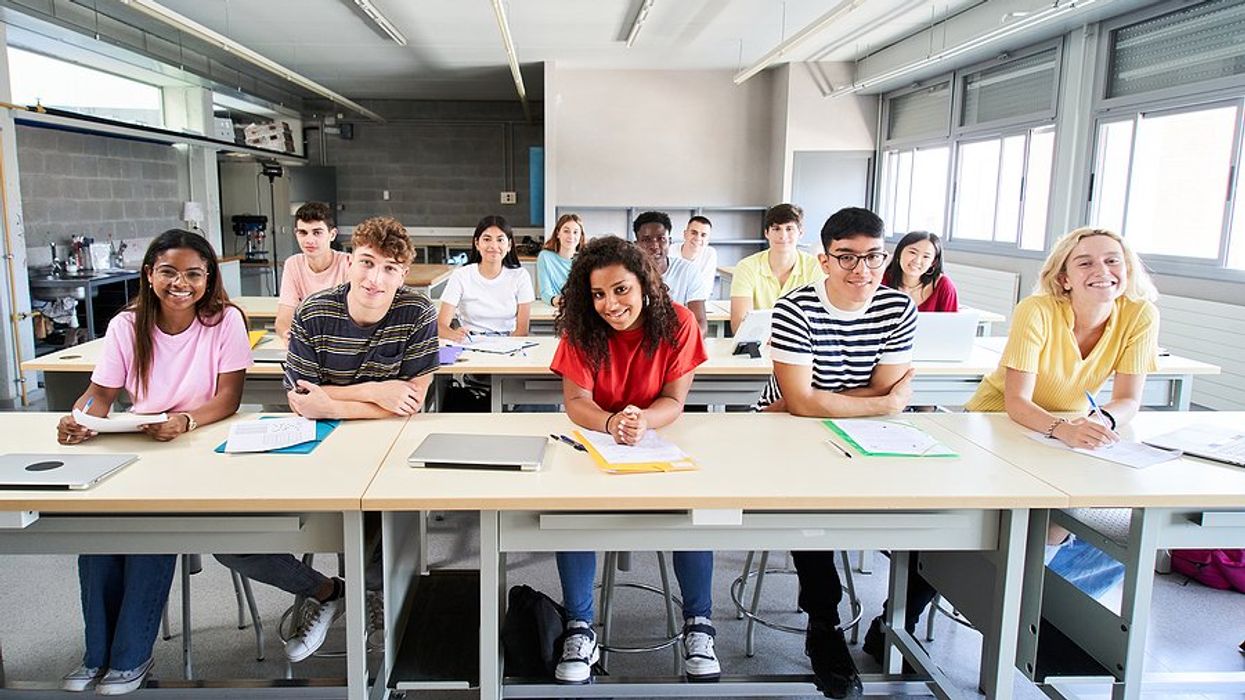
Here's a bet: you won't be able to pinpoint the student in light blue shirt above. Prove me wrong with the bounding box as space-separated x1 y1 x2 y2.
633 211 709 335
537 213 585 305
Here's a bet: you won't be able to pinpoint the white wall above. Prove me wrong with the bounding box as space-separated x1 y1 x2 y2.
550 69 778 207
777 62 877 200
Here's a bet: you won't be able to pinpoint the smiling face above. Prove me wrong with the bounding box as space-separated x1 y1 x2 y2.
820 234 888 310
475 226 511 264
590 264 644 332
147 248 209 313
683 221 711 253
899 239 936 283
294 218 337 258
556 220 583 255
765 220 802 252
1061 234 1127 304
346 244 408 314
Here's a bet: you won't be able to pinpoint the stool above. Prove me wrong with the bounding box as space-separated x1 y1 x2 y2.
161 554 265 680
731 550 862 657
596 551 683 675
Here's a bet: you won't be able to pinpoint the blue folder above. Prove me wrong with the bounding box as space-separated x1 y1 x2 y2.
214 418 341 454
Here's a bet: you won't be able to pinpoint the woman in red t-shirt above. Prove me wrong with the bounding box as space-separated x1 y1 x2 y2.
882 231 959 312
547 236 716 684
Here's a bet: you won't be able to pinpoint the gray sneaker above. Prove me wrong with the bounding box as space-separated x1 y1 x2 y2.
95 657 154 696
60 664 105 692
366 590 385 652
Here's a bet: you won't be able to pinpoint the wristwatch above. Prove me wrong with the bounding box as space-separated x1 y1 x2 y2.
180 412 198 432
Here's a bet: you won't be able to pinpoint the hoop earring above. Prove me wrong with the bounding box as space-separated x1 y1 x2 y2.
643 294 650 307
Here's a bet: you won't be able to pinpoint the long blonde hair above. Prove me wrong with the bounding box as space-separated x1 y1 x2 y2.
1035 227 1158 302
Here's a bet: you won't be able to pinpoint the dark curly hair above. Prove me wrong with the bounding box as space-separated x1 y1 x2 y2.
555 236 679 372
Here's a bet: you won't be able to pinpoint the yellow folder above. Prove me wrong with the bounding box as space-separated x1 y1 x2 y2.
572 430 699 474
248 330 266 348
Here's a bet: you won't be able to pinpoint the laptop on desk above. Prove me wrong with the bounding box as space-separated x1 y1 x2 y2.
911 311 979 362
252 346 287 363
0 453 137 489
408 434 548 471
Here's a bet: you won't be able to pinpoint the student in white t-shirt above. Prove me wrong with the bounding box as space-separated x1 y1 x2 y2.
675 215 717 298
633 211 709 335
438 214 535 340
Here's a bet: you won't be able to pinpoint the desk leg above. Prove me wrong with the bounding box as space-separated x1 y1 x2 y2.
480 510 503 700
1173 374 1193 410
978 508 1028 700
344 511 369 700
1113 508 1161 700
1017 509 1051 681
883 551 910 676
491 375 504 413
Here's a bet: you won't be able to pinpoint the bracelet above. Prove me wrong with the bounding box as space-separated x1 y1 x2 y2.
1044 417 1067 439
1099 408 1117 431
605 411 620 434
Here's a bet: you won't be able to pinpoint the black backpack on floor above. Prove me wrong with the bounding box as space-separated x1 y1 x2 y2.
501 584 567 679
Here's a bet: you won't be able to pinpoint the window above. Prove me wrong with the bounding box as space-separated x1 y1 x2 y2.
879 145 950 236
1106 0 1245 100
951 127 1055 250
7 48 163 127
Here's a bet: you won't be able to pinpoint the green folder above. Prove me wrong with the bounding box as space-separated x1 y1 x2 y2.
822 419 958 458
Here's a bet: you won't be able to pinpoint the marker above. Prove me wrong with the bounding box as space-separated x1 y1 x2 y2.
550 433 587 452
1084 391 1110 430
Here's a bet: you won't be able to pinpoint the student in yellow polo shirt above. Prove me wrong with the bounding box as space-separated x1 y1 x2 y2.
729 203 825 333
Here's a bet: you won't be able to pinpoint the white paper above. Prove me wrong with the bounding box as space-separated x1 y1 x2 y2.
1028 433 1180 469
451 337 537 355
223 417 317 453
830 419 956 456
578 429 688 464
73 409 168 433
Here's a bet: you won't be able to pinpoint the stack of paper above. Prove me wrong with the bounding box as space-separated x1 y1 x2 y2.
573 429 697 473
224 416 318 453
72 409 167 433
823 419 958 457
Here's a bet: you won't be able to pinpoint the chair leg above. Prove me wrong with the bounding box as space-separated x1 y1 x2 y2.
655 552 680 674
239 575 266 661
180 554 193 680
925 594 939 642
230 571 248 629
856 550 872 574
736 551 756 619
161 601 171 641
599 552 617 673
745 550 771 658
839 551 862 645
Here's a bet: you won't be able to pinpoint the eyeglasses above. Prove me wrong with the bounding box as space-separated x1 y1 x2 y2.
153 266 208 284
826 251 888 270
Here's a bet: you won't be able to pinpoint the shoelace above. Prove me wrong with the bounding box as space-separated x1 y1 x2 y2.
365 593 384 632
684 630 715 659
562 629 595 660
294 599 329 636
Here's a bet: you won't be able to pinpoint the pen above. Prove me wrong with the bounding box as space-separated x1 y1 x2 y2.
550 433 587 452
1084 391 1110 430
824 439 853 459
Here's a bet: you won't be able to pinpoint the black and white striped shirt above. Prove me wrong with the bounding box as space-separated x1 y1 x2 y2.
756 283 916 409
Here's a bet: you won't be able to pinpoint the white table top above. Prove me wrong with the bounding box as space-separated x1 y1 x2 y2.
0 413 407 512
931 411 1245 509
362 413 1067 511
528 299 732 322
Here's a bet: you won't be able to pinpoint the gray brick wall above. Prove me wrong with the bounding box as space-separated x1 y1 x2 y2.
308 100 543 228
17 125 183 267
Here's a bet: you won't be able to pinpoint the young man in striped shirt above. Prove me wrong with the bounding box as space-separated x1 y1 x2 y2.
757 207 916 699
217 216 439 663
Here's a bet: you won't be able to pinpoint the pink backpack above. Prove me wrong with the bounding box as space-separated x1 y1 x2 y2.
1171 549 1245 593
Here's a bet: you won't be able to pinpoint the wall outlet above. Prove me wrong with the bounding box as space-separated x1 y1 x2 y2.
382 190 390 201
500 191 517 205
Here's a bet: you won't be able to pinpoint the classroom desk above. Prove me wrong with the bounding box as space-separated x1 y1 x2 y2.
235 295 279 329
362 412 1068 699
526 299 733 337
404 264 453 298
934 411 1245 699
0 412 408 698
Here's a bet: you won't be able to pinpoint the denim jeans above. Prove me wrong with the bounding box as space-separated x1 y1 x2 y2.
1047 534 1124 599
79 554 177 671
215 548 384 595
556 551 713 623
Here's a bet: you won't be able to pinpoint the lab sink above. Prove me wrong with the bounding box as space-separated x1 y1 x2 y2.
27 269 138 301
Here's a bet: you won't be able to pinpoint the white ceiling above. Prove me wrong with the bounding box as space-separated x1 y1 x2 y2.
153 0 982 100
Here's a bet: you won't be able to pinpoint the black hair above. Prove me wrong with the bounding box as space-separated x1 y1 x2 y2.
764 203 803 229
820 207 885 250
882 231 945 289
687 215 712 228
632 211 673 236
467 214 522 269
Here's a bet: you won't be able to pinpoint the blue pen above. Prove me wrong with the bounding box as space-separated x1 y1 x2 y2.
1084 391 1110 429
550 433 587 452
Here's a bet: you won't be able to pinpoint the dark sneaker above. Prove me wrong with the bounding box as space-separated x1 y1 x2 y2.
681 617 721 682
805 619 862 699
554 620 599 684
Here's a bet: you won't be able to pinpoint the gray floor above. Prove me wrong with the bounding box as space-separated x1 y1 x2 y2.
1 511 1242 698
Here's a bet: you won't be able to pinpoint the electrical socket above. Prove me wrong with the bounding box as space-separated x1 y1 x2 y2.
383 190 390 201
500 191 517 205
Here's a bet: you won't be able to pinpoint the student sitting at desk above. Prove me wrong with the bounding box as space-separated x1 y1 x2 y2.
863 227 1160 667
439 214 534 341
633 210 710 336
548 236 717 684
757 207 916 700
56 230 251 695
275 201 351 341
215 216 439 663
881 231 958 312
730 203 825 333
675 215 717 297
537 213 585 306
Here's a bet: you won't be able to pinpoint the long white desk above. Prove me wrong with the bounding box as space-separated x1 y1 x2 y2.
527 299 733 338
935 411 1245 699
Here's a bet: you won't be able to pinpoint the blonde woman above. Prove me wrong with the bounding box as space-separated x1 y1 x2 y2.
537 214 585 306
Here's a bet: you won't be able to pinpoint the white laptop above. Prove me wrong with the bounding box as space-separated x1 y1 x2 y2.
732 310 773 356
0 453 137 490
911 311 979 362
252 346 287 363
408 434 548 471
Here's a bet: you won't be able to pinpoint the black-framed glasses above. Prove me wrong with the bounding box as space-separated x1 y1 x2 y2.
826 251 888 270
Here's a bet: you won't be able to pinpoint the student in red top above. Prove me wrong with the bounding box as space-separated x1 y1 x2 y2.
881 231 958 312
547 235 716 685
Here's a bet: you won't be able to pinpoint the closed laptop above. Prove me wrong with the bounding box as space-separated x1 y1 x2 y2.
408 434 548 471
0 453 137 490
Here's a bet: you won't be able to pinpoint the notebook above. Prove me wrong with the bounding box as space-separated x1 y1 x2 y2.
1144 425 1245 467
0 453 137 490
911 311 979 362
408 433 548 471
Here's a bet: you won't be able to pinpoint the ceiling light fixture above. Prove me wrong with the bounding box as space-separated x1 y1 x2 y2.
626 0 655 48
116 0 384 122
489 0 531 121
827 0 1095 98
734 0 869 85
351 0 407 46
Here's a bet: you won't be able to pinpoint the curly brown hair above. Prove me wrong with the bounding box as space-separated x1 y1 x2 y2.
351 216 412 263
554 235 679 372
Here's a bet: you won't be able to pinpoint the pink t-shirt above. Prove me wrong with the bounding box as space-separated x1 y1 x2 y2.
279 251 351 308
91 306 253 414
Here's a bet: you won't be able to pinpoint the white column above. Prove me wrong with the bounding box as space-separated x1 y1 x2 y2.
0 24 36 407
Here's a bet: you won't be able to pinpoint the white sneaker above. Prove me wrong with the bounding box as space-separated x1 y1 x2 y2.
95 657 154 696
682 617 721 681
554 620 599 684
365 590 385 652
284 597 344 662
60 664 105 692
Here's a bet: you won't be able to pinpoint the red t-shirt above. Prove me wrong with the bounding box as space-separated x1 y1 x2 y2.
882 273 959 312
550 303 708 412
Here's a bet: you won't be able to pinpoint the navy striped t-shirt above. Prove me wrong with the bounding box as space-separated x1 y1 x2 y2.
756 283 916 408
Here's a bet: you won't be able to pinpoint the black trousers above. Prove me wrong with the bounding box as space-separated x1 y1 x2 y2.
794 551 939 630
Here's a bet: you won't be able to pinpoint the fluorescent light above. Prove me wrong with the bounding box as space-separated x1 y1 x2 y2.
350 0 407 46
626 0 655 49
116 0 385 122
489 0 530 119
735 0 868 85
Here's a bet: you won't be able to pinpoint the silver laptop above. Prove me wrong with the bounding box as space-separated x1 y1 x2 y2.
911 311 980 362
732 309 773 354
0 453 137 490
408 434 548 471
252 345 287 363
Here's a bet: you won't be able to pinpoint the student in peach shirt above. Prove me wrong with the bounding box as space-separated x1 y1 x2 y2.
275 201 351 341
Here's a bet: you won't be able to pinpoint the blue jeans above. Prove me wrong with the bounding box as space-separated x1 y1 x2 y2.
214 554 330 598
1048 534 1124 599
79 554 177 671
556 551 713 623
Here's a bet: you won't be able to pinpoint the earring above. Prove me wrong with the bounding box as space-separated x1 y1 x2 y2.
643 294 650 306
